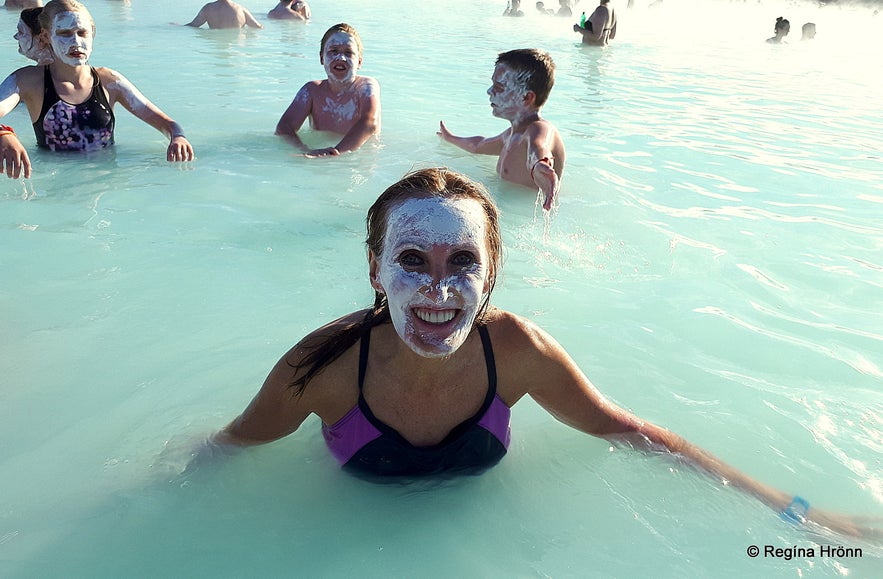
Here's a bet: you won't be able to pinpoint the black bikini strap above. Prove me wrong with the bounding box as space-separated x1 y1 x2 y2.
477 325 498 400
357 323 371 392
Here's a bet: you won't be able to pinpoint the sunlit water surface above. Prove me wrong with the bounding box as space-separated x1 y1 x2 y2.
1 0 881 577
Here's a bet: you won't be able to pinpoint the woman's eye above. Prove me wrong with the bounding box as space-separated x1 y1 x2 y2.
451 253 476 267
399 253 423 267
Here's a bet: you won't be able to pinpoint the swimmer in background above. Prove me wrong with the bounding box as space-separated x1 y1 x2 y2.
503 0 524 17
573 0 617 47
556 0 572 17
201 167 881 541
535 2 554 15
14 6 53 65
801 22 816 41
185 0 263 29
5 0 42 9
766 17 790 44
275 23 381 158
0 0 194 179
438 49 565 211
268 0 310 21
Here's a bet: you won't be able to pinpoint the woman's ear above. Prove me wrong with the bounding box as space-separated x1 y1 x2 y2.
368 250 383 293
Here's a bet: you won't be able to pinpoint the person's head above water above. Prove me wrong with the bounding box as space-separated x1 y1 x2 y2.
801 22 816 40
366 168 503 357
774 16 790 34
494 48 555 108
38 0 95 66
320 23 362 63
319 23 363 83
15 6 52 63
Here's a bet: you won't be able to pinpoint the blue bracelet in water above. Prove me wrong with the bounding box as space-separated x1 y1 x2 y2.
781 496 810 524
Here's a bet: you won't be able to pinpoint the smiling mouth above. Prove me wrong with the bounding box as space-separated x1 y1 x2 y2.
413 308 458 324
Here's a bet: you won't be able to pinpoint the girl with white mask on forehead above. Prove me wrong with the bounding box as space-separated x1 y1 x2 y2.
200 167 880 541
0 0 194 180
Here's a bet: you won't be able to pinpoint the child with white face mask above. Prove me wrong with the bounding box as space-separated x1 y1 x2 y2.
14 7 53 65
438 48 566 211
0 0 194 179
275 23 381 158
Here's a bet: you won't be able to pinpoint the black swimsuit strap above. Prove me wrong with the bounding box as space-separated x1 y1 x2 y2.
357 319 371 392
477 324 498 404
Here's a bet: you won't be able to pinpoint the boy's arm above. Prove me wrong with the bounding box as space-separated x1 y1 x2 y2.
526 123 560 210
275 84 314 153
437 121 505 155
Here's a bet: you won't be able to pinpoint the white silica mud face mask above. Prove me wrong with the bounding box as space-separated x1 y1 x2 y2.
377 197 491 359
49 11 93 67
322 32 360 84
487 63 531 120
16 20 34 57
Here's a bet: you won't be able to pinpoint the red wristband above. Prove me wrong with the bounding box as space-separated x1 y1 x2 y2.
0 124 15 135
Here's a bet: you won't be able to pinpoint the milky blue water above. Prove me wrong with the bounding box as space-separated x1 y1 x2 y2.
1 0 881 577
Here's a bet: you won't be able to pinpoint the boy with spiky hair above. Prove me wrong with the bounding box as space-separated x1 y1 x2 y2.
438 49 565 210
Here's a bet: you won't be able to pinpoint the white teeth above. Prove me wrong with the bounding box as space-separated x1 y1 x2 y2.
415 308 456 324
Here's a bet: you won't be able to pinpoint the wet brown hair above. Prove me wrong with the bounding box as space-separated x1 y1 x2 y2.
20 7 44 36
496 48 556 107
288 168 502 394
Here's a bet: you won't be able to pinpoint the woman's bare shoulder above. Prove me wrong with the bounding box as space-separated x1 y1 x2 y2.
484 307 552 348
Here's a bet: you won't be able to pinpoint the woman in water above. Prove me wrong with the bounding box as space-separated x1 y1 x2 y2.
766 16 790 44
0 0 194 179
209 167 878 539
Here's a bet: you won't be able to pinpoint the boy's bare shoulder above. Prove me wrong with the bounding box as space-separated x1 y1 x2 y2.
355 76 380 96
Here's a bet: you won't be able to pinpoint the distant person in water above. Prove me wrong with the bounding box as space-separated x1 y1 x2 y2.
573 0 617 46
556 0 572 17
0 0 194 179
503 0 524 17
5 0 42 9
438 48 565 211
275 23 381 158
801 22 816 40
268 0 310 21
766 17 790 44
535 2 554 15
186 0 263 29
14 6 53 64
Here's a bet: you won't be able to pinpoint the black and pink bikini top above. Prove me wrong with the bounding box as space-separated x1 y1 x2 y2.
322 324 511 477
